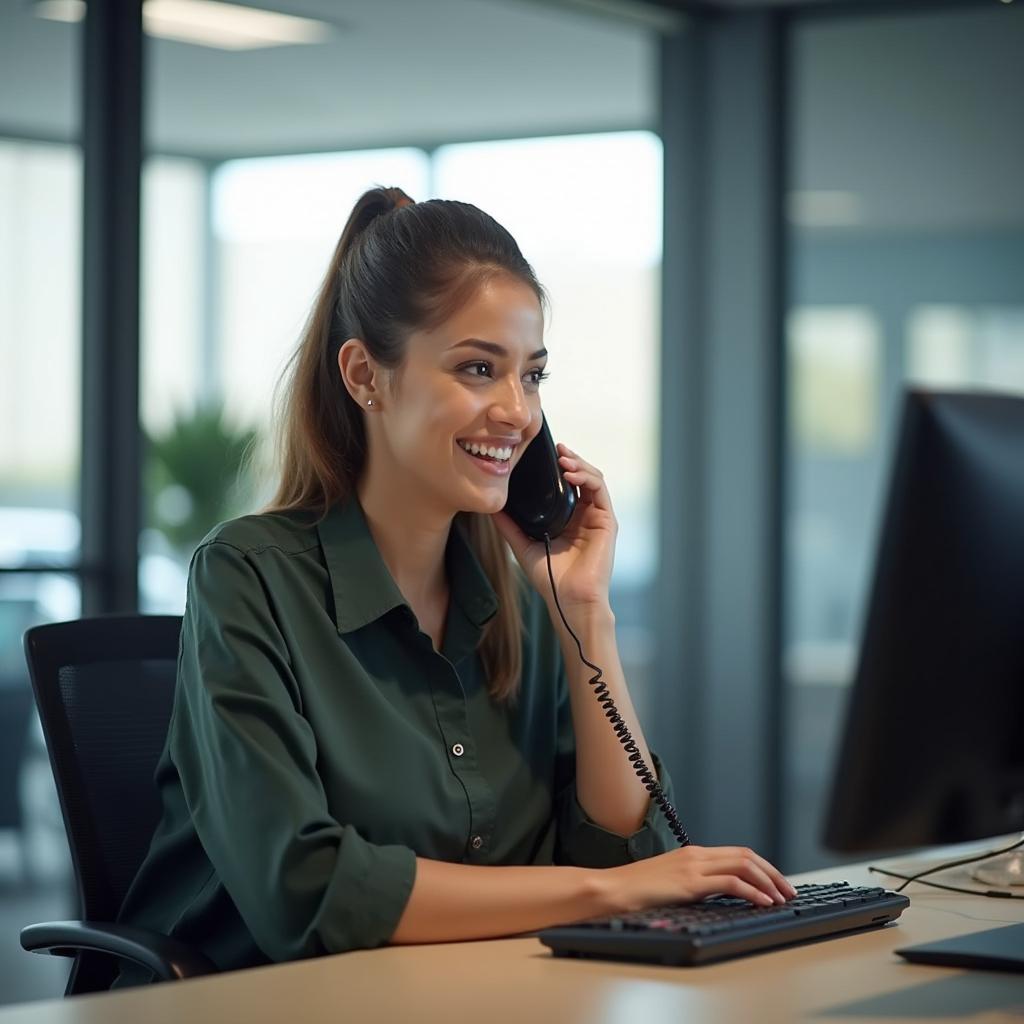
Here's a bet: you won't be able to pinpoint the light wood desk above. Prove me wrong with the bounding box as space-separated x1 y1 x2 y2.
2 841 1023 1024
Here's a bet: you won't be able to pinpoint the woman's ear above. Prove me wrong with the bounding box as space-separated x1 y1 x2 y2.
338 338 378 406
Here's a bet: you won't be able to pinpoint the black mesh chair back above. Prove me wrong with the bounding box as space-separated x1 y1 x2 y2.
23 615 182 992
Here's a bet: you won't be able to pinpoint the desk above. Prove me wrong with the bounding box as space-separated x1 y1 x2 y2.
2 841 1023 1024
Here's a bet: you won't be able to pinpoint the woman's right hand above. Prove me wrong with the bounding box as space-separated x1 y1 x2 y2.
603 844 798 913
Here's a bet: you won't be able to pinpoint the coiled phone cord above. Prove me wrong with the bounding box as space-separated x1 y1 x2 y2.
542 532 692 848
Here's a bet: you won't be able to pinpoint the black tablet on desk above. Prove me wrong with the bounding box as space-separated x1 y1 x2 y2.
896 923 1024 973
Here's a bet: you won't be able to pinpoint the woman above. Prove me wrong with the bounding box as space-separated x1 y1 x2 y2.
116 186 795 982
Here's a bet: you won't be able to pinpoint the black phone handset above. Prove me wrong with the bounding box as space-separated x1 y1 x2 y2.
505 415 691 847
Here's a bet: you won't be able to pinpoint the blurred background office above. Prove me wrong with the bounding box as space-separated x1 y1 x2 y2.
0 0 1022 1006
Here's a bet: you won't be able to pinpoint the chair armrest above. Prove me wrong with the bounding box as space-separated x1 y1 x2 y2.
21 920 218 982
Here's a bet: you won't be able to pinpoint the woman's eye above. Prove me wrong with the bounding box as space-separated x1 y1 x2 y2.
461 362 549 386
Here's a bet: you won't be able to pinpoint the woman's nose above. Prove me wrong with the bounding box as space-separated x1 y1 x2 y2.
492 377 531 428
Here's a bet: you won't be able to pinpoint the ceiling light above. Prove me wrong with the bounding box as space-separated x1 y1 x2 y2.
512 0 687 34
33 0 334 51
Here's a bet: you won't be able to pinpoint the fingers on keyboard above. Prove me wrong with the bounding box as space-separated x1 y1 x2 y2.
702 875 775 907
700 856 786 904
710 847 796 900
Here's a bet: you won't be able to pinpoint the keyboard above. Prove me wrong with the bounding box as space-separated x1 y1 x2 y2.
538 881 910 966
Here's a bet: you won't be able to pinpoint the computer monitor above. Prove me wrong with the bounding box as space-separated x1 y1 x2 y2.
824 388 1024 855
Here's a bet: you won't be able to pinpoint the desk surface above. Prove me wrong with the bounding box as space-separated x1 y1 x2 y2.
3 842 1024 1024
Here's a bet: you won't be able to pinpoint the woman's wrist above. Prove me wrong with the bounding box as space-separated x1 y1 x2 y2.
581 865 628 917
546 599 615 639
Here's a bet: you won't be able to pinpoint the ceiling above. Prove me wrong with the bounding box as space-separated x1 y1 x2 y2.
0 0 1022 228
0 0 657 158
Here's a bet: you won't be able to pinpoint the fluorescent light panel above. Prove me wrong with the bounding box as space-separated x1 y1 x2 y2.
34 0 333 50
531 0 687 33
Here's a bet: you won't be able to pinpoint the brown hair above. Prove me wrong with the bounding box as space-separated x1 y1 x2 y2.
264 185 549 703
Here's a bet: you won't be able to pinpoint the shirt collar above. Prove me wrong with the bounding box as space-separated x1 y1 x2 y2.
317 494 500 635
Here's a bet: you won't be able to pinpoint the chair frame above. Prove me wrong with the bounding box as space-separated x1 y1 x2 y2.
20 615 216 994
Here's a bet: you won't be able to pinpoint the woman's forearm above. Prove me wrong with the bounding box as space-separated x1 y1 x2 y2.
551 605 656 837
389 857 615 944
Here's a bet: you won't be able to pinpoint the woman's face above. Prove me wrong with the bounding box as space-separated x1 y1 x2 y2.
377 274 548 518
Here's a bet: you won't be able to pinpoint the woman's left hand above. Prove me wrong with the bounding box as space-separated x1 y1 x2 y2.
491 443 617 622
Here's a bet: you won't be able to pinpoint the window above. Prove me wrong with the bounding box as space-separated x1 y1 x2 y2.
784 4 1024 872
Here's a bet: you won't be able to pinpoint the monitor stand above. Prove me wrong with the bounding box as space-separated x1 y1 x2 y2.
971 850 1024 888
896 839 1024 972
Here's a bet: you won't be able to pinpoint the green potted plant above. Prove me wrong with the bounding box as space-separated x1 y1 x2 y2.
145 402 260 559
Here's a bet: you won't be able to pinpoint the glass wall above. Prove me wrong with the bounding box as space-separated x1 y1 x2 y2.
783 3 1024 871
0 3 81 1005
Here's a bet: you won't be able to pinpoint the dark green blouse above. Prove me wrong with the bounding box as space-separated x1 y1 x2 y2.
115 494 678 979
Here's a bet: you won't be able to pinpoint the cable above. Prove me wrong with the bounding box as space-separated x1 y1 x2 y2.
868 834 1024 898
868 868 1024 901
879 833 1024 892
542 531 691 847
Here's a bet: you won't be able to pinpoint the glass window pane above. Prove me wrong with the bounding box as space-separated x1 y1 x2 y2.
1 5 81 998
140 156 208 614
215 150 430 430
789 306 881 455
140 149 431 614
0 141 81 567
907 304 1024 394
142 158 207 431
433 132 662 718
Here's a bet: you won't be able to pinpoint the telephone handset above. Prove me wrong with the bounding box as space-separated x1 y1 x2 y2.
504 414 577 541
504 416 691 847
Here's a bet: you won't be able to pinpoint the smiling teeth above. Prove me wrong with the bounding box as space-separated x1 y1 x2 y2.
459 440 513 461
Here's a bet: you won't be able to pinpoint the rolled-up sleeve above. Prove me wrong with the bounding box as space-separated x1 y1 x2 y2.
173 540 417 962
550 647 682 868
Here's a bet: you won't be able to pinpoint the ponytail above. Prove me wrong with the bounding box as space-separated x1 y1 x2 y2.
264 185 549 704
266 186 412 515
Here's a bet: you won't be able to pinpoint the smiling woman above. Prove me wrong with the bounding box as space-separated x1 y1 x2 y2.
112 185 791 987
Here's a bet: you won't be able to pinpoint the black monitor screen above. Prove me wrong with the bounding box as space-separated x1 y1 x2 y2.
825 389 1024 853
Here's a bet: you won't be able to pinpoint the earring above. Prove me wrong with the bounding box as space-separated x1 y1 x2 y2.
366 399 374 407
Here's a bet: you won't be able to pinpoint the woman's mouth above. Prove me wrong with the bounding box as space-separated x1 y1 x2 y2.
457 440 513 476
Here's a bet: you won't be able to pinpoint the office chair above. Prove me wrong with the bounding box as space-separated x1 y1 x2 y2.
20 615 216 995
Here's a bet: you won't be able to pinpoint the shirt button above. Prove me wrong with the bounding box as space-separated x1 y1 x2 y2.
470 835 483 850
452 743 465 757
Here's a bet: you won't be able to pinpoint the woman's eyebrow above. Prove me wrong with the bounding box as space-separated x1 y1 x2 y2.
450 338 547 360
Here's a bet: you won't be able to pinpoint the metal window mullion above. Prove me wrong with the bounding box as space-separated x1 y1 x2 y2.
654 11 787 860
80 0 144 615
653 17 711 842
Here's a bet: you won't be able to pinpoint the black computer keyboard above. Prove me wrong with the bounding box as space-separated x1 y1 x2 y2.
538 881 910 966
